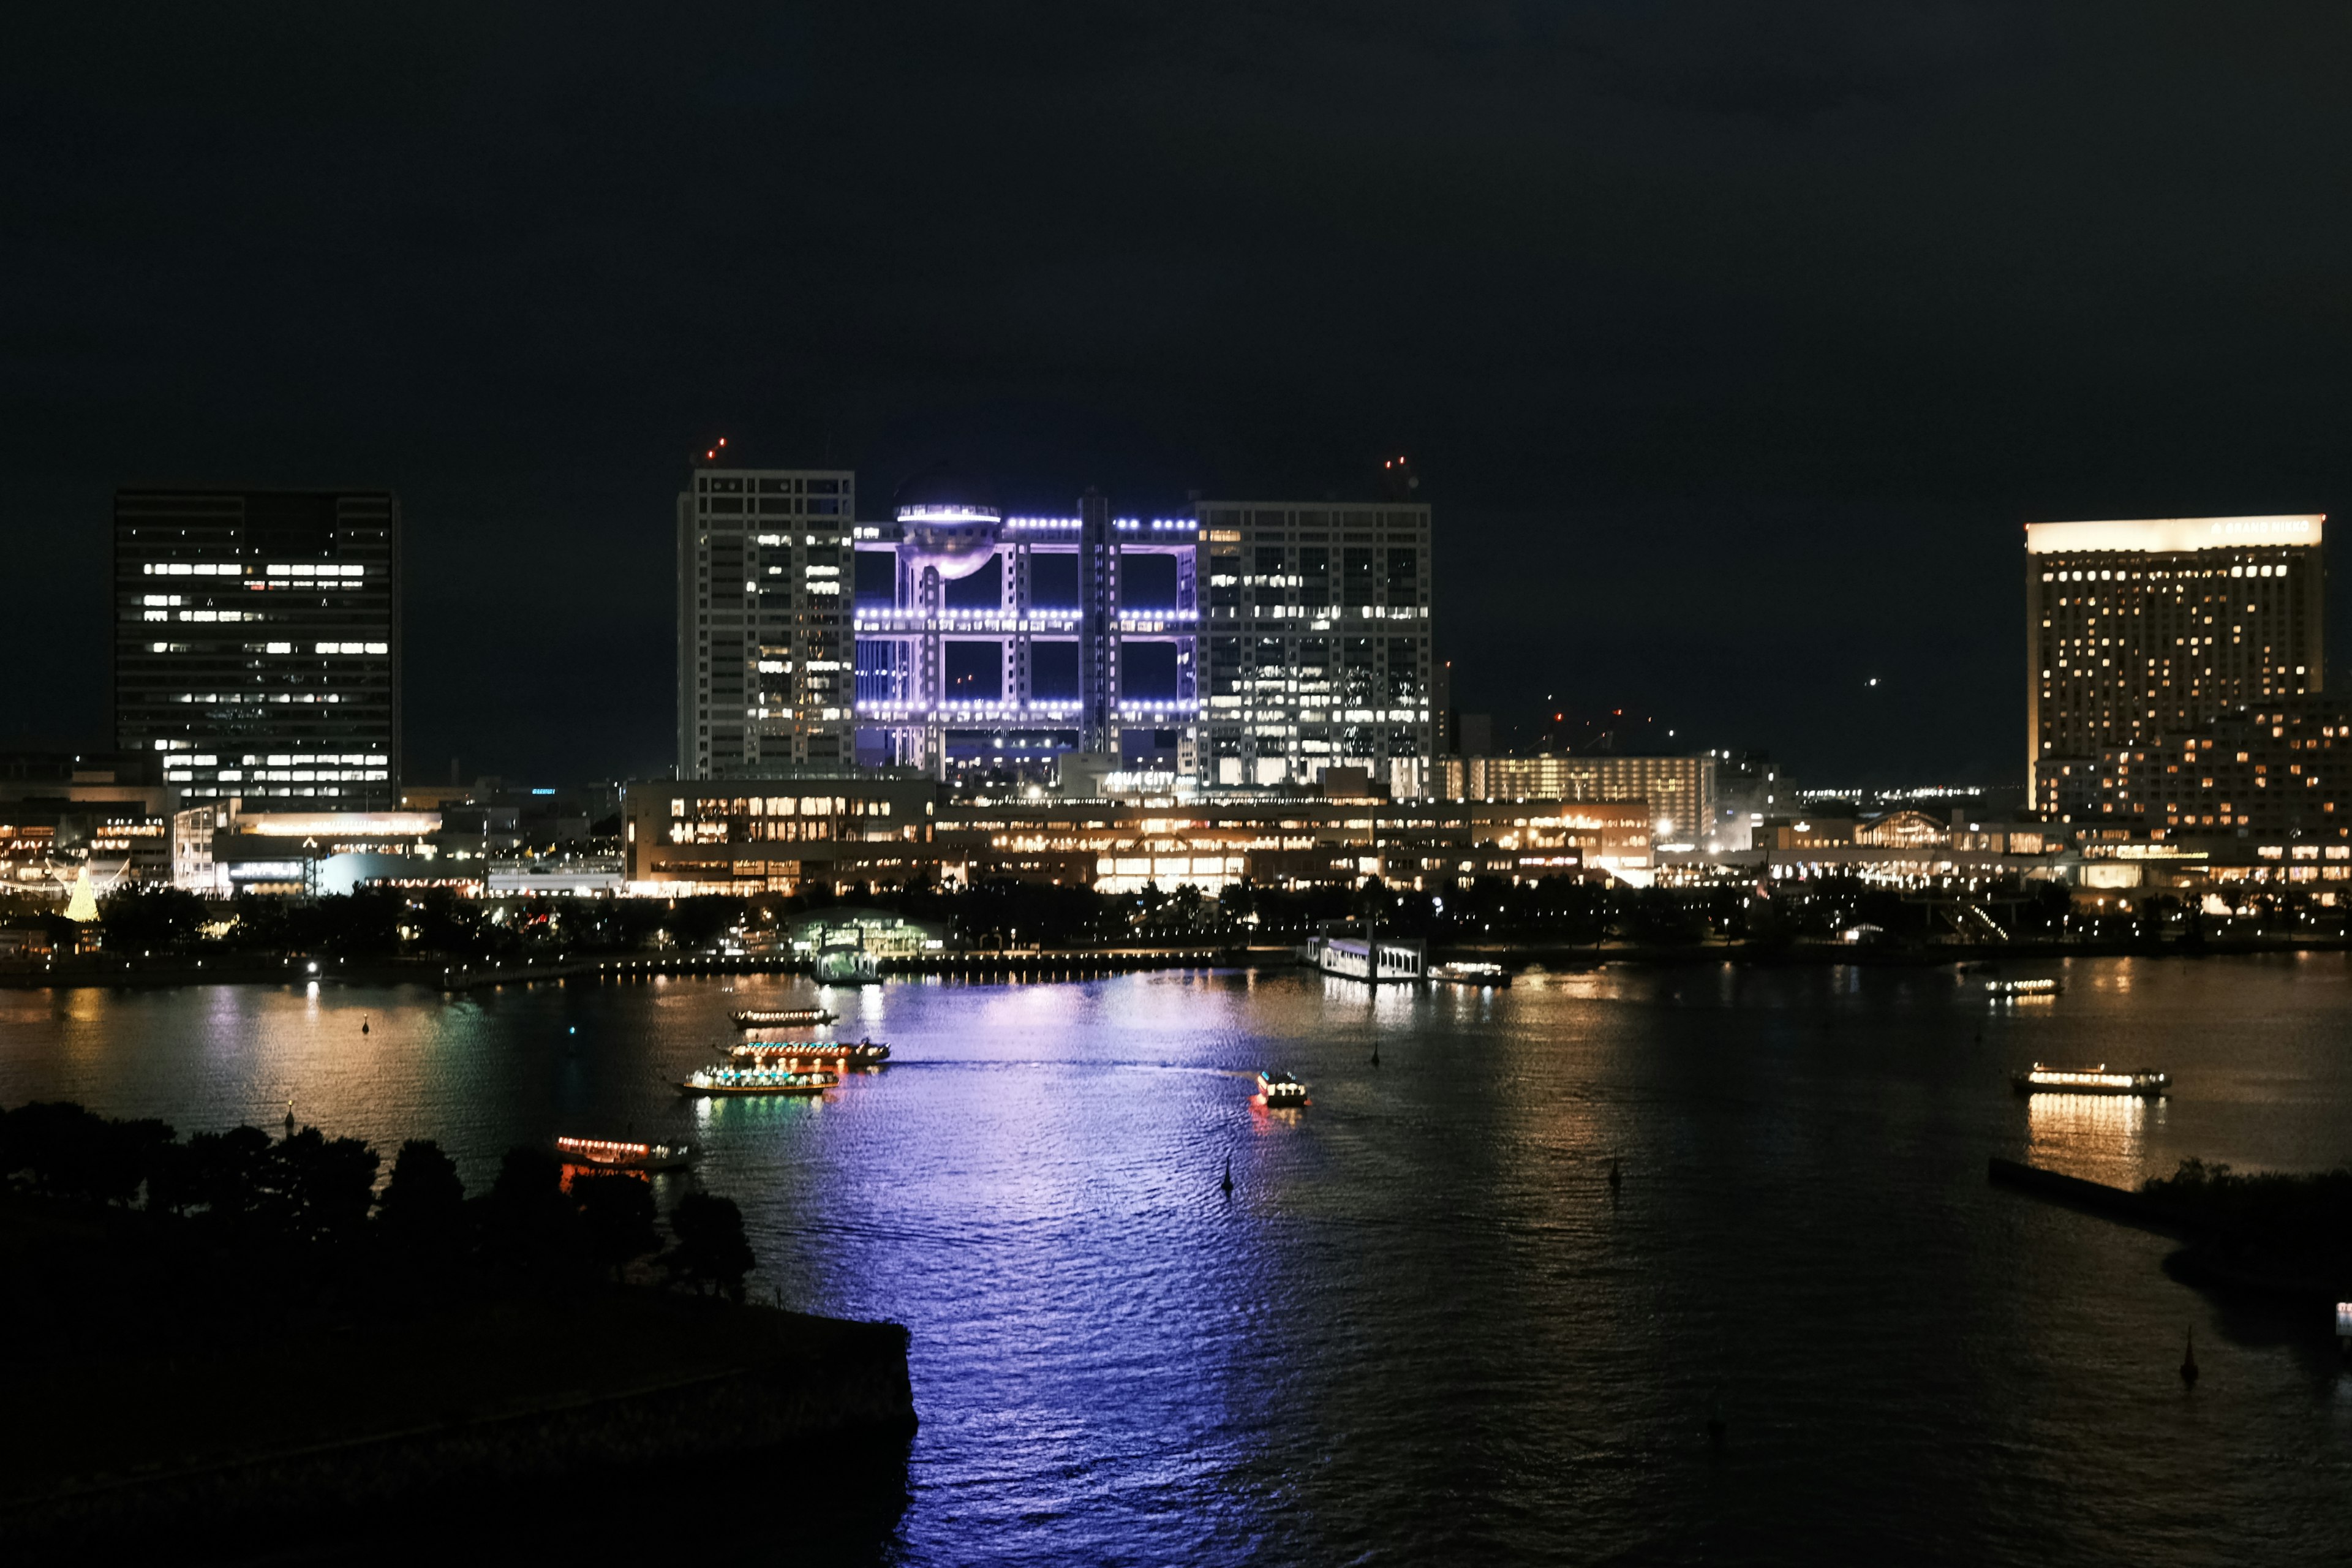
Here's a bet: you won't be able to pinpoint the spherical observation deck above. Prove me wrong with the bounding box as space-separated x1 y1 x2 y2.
894 461 1002 581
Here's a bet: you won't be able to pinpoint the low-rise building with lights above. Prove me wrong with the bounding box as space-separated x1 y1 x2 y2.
619 777 1649 896
170 801 445 896
1437 753 1715 848
0 753 173 889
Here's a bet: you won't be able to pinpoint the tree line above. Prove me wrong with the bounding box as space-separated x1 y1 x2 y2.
0 1100 755 1299
24 866 2334 967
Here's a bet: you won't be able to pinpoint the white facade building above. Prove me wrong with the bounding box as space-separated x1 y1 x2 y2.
677 464 857 780
1195 499 1435 795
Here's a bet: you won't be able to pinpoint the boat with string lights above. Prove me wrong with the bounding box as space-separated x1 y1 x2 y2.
2011 1063 2169 1098
1987 978 2062 997
732 1037 890 1069
730 1006 839 1029
679 1063 841 1098
1257 1070 1309 1109
554 1136 696 1172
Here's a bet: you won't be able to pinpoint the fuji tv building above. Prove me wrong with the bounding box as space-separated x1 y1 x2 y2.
853 467 1437 794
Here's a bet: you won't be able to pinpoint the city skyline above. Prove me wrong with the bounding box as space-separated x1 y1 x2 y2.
10 17 2352 1559
12 10 2352 786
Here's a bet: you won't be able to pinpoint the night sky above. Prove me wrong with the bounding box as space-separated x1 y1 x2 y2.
8 4 2351 788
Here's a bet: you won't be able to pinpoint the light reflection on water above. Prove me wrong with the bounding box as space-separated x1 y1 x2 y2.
3 956 2351 1564
2024 1090 2158 1185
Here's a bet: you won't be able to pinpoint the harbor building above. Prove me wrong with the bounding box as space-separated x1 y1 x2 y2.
676 460 857 780
113 487 401 810
2027 515 2324 811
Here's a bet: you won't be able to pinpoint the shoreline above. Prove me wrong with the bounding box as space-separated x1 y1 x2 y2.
7 934 2348 991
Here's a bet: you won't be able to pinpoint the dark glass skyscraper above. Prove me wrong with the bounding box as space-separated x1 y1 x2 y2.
113 488 401 810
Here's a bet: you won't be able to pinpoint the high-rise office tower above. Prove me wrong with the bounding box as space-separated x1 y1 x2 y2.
677 463 855 778
112 488 401 810
1196 499 1435 794
2027 514 2324 809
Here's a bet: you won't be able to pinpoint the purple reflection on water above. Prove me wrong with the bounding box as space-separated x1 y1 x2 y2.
3 957 2351 1562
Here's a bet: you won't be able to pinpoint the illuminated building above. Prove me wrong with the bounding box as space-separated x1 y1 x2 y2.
1705 750 1785 851
1438 753 1714 846
2027 515 2325 810
621 780 1649 895
2051 694 2352 842
113 488 401 809
854 469 1205 781
620 775 943 895
682 462 1438 791
677 461 856 779
170 801 443 896
0 752 172 886
1196 500 1434 795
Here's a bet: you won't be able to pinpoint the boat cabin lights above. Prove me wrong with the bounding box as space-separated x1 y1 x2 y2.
558 1137 652 1158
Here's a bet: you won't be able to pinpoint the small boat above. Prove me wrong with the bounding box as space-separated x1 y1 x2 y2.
1257 1069 1308 1109
679 1065 841 1098
2011 1063 2169 1098
1987 977 2062 996
732 1036 891 1068
555 1135 695 1172
731 1006 839 1029
1431 961 1512 988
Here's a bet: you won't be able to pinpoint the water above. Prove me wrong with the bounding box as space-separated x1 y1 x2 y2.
6 956 2351 1564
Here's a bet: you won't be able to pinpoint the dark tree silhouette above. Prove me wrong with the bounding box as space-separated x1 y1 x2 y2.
485 1146 586 1269
257 1127 381 1243
176 1126 274 1230
665 1191 755 1300
377 1139 466 1245
97 884 211 952
573 1174 660 1281
0 1102 177 1205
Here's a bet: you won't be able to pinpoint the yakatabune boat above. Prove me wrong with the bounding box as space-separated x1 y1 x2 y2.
678 1065 841 1098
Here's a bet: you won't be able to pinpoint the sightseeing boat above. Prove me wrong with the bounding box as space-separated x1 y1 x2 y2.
731 1036 891 1068
1257 1069 1309 1109
554 1135 696 1172
2011 1063 2170 1098
1987 977 2062 996
730 1006 839 1029
679 1063 841 1098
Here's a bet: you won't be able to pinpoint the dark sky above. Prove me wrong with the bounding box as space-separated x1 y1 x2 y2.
7 3 2351 787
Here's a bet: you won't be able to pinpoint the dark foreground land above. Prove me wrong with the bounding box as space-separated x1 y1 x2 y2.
0 1191 914 1558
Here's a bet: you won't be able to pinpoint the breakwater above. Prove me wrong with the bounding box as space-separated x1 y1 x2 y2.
1987 1156 2352 1302
1986 1156 2194 1231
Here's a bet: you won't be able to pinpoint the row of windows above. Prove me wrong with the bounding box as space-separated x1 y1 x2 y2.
696 475 848 495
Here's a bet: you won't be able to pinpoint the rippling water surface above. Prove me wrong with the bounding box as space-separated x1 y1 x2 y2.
6 955 2351 1564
